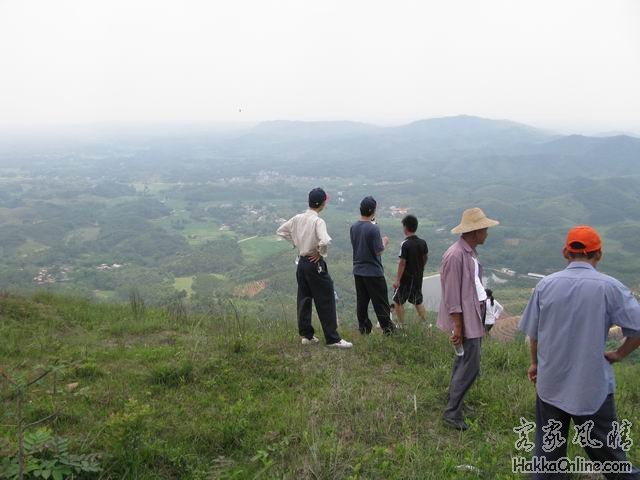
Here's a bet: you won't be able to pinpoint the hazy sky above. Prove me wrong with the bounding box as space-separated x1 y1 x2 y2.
1 0 639 133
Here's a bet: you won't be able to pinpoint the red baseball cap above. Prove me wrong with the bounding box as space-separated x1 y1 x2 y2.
565 225 602 254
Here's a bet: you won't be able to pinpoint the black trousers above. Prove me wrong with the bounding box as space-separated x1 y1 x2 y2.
354 275 395 334
533 394 639 479
296 257 341 344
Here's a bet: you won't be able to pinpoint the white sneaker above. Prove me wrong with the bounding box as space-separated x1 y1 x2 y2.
301 336 320 345
327 339 353 349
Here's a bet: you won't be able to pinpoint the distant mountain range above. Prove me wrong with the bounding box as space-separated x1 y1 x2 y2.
2 115 639 179
232 115 553 153
221 115 640 178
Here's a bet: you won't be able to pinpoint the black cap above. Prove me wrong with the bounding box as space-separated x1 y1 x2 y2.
308 187 328 208
360 196 377 216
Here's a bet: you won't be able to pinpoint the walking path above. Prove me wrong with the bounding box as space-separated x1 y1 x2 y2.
238 235 258 243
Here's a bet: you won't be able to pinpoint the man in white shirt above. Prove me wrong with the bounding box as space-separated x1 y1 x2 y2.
277 188 352 349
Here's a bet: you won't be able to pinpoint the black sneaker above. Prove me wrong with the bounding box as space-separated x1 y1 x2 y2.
443 416 469 431
382 325 395 336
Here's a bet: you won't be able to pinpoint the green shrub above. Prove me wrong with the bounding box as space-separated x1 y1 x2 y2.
0 428 101 480
103 398 152 477
73 361 104 379
148 361 194 387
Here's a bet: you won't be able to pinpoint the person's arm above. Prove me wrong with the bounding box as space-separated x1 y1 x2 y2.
528 339 538 383
393 241 408 289
315 218 332 258
604 279 640 362
608 279 640 331
450 312 464 346
518 288 541 383
382 235 389 252
393 259 406 290
605 337 640 363
422 241 429 266
372 225 387 255
441 252 464 344
494 300 504 320
377 235 389 255
276 217 295 245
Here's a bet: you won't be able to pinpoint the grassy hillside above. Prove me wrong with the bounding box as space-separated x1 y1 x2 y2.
1 293 639 479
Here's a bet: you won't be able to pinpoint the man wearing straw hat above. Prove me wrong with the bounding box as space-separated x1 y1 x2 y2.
437 207 499 430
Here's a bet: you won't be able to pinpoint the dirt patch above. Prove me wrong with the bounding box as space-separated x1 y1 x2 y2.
101 329 180 348
489 315 520 342
490 316 625 343
234 280 267 298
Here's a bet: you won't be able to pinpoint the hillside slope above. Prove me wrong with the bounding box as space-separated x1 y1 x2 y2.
1 293 639 479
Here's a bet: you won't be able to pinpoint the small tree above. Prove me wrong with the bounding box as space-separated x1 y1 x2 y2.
0 366 101 480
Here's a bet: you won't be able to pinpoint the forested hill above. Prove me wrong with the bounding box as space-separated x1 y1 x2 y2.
2 115 640 309
218 116 640 179
3 116 640 180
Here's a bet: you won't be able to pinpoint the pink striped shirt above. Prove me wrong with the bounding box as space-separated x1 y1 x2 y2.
437 238 485 339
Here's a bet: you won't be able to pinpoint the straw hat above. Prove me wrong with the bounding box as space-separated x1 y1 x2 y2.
451 207 499 234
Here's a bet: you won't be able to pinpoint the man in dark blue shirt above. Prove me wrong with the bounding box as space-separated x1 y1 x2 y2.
350 196 395 334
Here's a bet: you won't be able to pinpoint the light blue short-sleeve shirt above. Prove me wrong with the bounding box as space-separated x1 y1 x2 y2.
519 262 640 415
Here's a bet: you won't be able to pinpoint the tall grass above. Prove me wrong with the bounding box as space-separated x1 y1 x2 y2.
1 293 638 479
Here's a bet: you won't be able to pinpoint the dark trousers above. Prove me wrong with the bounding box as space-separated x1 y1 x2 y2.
354 275 395 334
444 337 481 421
296 257 341 345
533 394 639 479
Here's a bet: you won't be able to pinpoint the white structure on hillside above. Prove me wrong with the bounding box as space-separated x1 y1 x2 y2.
421 274 442 312
527 273 545 279
421 271 504 313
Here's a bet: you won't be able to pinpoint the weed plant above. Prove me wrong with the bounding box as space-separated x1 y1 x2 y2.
1 293 638 479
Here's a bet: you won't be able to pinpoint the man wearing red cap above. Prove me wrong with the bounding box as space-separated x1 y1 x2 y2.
519 225 640 479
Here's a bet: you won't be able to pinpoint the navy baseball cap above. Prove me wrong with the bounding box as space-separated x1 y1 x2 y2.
308 188 328 208
360 196 377 216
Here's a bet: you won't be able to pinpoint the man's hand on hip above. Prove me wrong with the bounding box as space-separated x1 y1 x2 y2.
605 337 640 363
306 252 322 263
604 351 623 363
